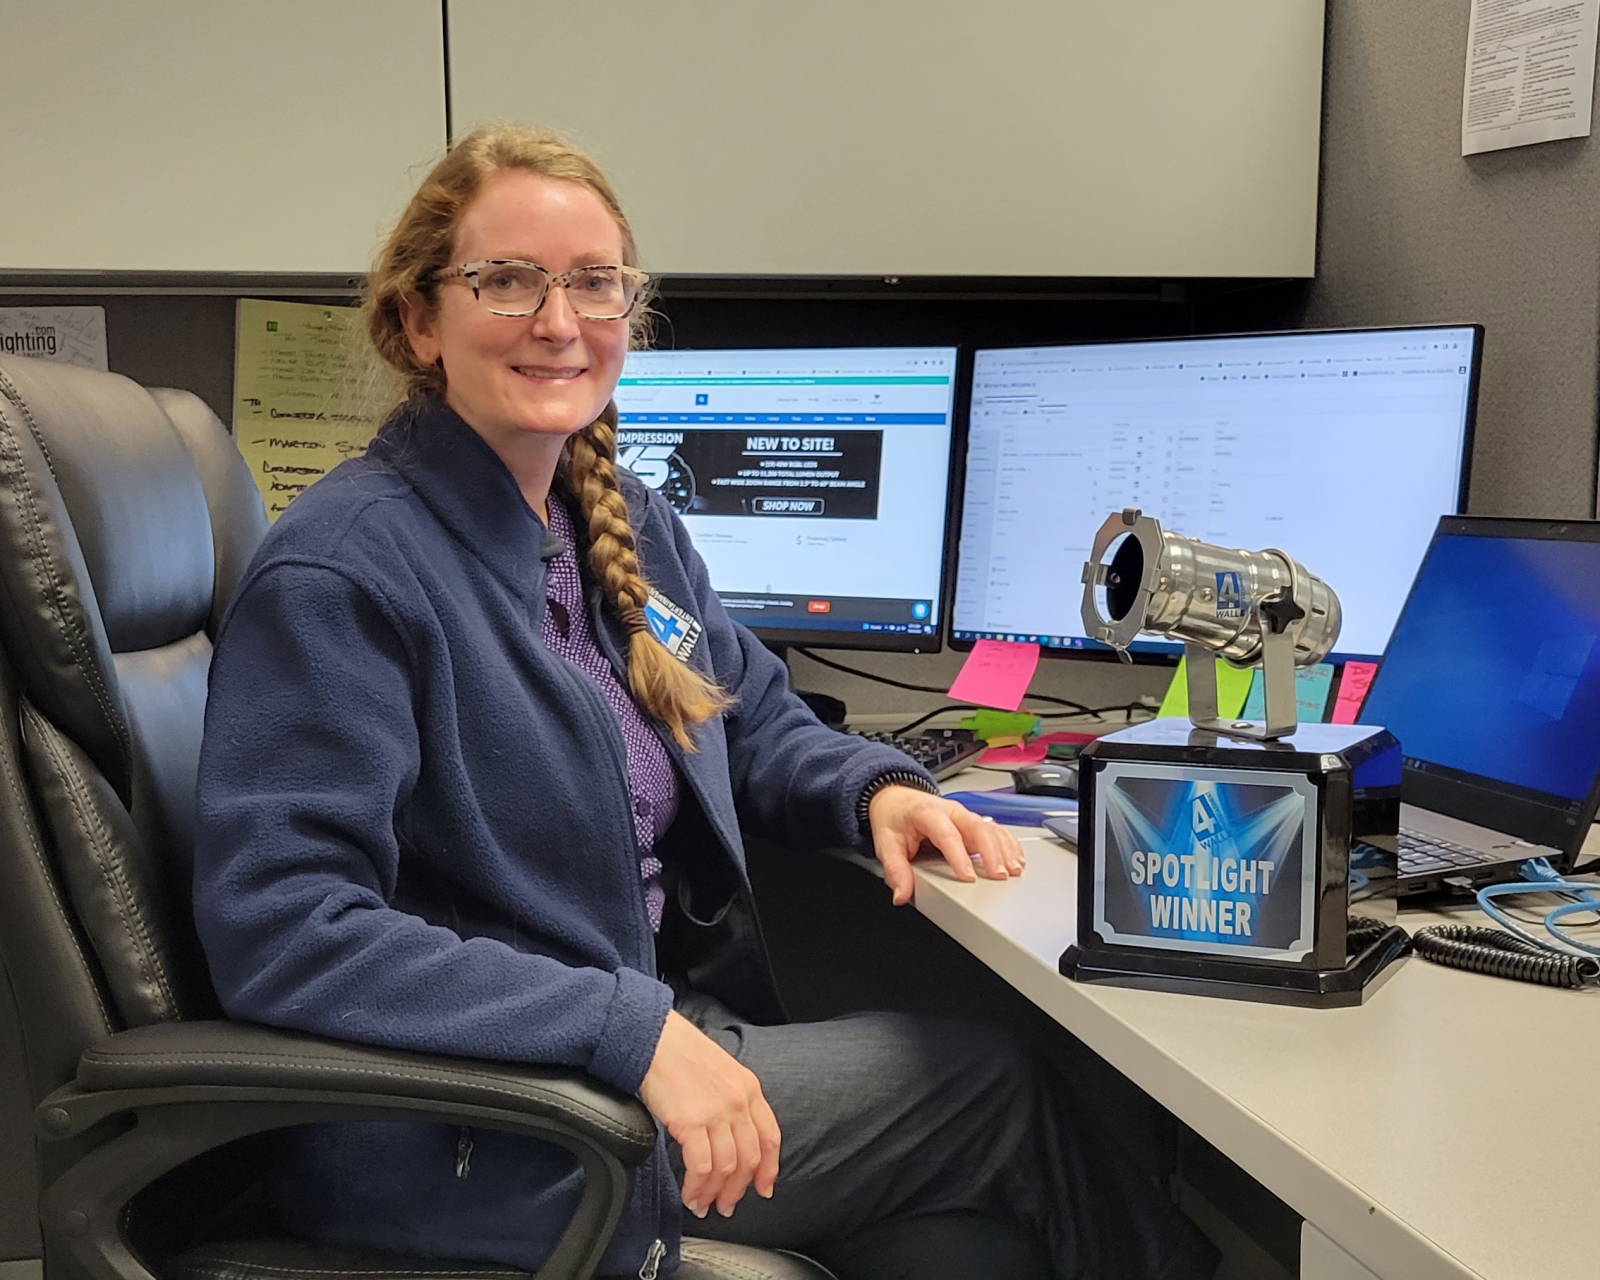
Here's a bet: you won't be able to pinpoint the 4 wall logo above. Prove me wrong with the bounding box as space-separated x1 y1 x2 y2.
1093 764 1316 960
1215 571 1245 620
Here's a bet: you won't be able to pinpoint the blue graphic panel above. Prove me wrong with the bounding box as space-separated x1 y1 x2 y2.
1093 763 1317 960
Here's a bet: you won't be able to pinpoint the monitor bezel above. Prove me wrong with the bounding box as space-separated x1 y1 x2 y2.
945 321 1485 665
618 343 963 654
1355 513 1600 858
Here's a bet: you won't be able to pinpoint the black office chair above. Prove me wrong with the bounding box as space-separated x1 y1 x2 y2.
0 356 830 1280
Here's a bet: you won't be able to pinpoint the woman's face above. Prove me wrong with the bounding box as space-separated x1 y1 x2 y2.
403 169 631 454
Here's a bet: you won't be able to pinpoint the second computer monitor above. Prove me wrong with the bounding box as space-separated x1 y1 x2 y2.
952 325 1481 662
613 346 958 650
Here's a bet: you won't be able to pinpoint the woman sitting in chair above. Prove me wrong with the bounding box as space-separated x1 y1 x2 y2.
193 123 1216 1280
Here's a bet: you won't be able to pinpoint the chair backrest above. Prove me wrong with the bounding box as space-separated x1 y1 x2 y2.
0 356 268 1106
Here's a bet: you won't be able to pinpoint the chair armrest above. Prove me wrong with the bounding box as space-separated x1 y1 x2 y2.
43 1019 655 1162
35 1022 658 1280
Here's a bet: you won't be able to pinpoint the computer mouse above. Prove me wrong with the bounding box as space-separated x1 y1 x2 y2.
1011 762 1079 799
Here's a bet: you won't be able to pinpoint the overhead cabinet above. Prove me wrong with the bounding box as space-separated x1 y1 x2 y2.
1 0 447 275
2 1 1323 279
448 0 1326 278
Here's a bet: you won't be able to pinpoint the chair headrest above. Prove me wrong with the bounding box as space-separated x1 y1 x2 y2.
0 357 219 797
149 387 270 637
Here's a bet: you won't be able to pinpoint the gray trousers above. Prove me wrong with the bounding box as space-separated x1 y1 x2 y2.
665 987 1218 1280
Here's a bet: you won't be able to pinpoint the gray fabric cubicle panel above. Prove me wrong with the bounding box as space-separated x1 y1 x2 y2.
1305 1 1600 519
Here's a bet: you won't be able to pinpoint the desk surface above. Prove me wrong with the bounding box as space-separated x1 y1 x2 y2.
912 779 1599 1280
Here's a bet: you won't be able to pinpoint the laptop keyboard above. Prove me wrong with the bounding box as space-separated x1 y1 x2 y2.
1398 826 1502 878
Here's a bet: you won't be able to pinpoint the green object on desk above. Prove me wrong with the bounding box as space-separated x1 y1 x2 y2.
957 709 1041 741
1157 656 1254 720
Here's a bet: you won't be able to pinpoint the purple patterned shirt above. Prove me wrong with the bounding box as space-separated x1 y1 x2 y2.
540 498 677 931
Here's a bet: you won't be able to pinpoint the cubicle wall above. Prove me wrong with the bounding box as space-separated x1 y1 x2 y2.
11 3 1588 526
1292 1 1600 521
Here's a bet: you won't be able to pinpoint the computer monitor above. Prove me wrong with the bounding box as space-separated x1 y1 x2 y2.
951 325 1481 662
613 346 959 651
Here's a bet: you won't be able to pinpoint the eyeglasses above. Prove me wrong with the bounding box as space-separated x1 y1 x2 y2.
434 259 649 320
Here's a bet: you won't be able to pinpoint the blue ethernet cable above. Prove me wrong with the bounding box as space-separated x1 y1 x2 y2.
1471 860 1600 957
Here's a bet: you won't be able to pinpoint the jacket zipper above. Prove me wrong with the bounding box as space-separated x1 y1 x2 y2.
541 643 657 948
551 589 669 1251
600 606 790 1026
538 635 665 1220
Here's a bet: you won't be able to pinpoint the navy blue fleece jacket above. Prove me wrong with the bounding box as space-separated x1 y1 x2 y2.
193 399 930 1276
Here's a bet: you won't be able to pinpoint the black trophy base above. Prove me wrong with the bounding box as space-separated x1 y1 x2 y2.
1059 926 1410 1008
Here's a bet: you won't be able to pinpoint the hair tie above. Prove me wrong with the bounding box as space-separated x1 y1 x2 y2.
619 604 649 635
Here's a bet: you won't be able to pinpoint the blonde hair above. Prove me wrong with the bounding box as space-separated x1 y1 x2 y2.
366 123 727 749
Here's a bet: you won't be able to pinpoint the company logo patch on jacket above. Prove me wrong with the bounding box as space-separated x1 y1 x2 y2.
644 589 703 663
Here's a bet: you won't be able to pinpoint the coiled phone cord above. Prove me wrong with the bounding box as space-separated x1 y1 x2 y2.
1345 915 1397 957
1410 860 1600 988
1411 923 1600 988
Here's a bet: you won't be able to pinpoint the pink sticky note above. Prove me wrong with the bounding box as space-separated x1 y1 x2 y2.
948 639 1041 711
1330 660 1378 724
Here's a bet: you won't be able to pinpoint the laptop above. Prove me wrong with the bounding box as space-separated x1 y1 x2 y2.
1359 516 1600 896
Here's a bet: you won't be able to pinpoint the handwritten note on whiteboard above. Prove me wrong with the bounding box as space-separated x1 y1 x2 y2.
233 299 392 521
1463 0 1600 155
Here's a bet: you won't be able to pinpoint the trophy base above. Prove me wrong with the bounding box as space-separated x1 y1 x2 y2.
1059 924 1410 1008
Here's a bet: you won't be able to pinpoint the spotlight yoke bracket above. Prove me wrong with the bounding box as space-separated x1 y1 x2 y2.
1081 508 1340 741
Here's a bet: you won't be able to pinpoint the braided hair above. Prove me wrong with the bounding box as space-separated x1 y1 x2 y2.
365 123 727 748
564 403 728 748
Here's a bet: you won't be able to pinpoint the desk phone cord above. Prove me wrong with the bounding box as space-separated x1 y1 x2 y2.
1405 858 1600 989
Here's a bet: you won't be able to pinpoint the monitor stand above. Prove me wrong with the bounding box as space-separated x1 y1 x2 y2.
763 641 848 730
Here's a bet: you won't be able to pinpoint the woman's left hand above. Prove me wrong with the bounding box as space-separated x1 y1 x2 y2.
867 785 1027 906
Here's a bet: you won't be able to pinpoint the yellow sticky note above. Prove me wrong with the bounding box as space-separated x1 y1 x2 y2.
233 299 398 521
1157 656 1256 720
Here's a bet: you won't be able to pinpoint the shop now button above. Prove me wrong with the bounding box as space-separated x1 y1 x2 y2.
751 497 824 514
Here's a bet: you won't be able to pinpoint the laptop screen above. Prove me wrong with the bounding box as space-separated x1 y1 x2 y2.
1361 520 1600 835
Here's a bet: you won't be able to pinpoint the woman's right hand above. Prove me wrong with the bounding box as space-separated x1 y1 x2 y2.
638 1010 781 1219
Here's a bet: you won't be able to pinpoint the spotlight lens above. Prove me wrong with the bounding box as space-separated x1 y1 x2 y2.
1105 533 1144 621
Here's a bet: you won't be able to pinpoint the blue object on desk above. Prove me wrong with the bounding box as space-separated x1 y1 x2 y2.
945 788 1079 826
1044 813 1079 846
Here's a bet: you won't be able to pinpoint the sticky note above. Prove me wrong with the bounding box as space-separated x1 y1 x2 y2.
1240 662 1336 723
1330 660 1379 724
1157 656 1255 720
948 639 1040 711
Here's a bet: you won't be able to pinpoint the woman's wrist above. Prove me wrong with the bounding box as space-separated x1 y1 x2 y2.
855 770 939 835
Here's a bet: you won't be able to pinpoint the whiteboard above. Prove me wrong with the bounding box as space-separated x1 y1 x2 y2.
448 0 1325 278
0 0 446 274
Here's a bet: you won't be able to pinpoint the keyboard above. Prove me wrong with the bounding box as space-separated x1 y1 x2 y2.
854 729 985 780
1398 826 1501 878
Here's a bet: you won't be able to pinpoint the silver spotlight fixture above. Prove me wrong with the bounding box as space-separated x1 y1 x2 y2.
1081 508 1341 740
